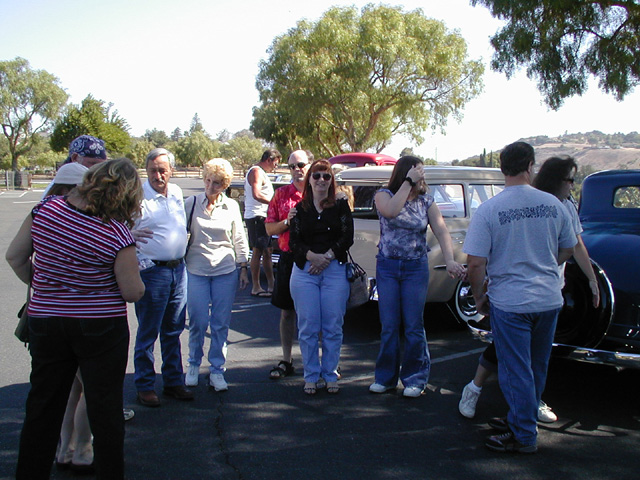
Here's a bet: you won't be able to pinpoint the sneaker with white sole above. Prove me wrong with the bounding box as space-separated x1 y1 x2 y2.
369 382 394 393
402 386 424 398
209 373 228 392
185 364 199 387
485 430 537 454
537 401 558 423
459 381 482 418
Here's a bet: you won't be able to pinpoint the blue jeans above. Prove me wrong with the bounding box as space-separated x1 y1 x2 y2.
490 305 560 446
187 270 238 374
134 264 187 391
374 255 430 389
290 260 349 383
17 316 128 480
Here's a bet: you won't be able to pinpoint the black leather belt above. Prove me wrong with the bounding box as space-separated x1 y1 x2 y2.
152 259 183 268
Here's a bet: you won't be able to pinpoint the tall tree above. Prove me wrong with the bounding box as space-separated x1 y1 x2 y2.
0 57 68 170
143 128 169 147
50 95 131 155
471 0 640 109
220 135 264 173
251 5 483 157
174 131 219 167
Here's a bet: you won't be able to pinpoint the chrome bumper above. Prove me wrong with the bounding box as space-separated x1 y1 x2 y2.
468 326 640 369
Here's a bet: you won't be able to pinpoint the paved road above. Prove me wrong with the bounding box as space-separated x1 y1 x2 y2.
1 186 639 480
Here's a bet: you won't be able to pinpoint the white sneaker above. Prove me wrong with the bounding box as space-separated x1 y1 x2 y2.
459 381 482 418
369 382 394 393
209 373 228 392
538 401 557 423
185 364 199 387
402 386 424 398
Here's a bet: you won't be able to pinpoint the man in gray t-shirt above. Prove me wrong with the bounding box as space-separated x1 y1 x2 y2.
463 142 576 454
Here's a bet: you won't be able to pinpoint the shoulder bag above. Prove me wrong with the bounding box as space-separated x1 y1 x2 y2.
346 251 369 309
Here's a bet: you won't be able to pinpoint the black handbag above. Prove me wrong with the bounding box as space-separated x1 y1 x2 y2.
15 283 30 344
346 251 369 309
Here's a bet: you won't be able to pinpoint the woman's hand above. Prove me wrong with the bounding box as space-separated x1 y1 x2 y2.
589 279 600 308
407 164 424 184
307 251 330 275
288 207 297 222
445 259 467 280
238 268 249 289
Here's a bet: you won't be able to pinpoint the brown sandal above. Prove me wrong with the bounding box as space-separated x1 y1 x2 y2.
326 382 340 394
303 382 317 395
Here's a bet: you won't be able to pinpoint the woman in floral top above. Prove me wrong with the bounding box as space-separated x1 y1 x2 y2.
369 156 466 398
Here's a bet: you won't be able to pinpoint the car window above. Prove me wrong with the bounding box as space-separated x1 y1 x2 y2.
352 186 380 218
469 184 504 214
430 184 465 218
613 186 640 208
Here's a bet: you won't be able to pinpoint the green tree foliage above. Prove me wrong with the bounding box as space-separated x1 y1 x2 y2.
0 57 68 170
170 127 183 142
143 128 169 147
220 134 265 173
252 5 483 157
174 131 220 167
129 138 156 168
471 0 640 109
50 95 131 155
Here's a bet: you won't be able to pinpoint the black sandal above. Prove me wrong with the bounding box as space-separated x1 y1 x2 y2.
269 360 294 380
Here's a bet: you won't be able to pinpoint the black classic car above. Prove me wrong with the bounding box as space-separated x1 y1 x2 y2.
470 169 640 368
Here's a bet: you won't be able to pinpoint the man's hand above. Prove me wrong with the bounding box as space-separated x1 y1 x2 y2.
132 228 153 246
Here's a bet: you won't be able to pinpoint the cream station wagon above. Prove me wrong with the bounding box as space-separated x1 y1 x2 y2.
337 165 505 322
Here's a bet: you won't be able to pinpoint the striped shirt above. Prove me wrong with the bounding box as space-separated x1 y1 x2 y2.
28 196 135 318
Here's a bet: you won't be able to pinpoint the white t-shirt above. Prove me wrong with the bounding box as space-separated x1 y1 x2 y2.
243 165 273 219
135 180 188 263
463 184 577 313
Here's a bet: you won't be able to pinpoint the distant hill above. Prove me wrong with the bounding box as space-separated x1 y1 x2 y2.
456 131 640 171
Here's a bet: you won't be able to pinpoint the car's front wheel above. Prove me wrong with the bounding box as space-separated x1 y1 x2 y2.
449 280 483 325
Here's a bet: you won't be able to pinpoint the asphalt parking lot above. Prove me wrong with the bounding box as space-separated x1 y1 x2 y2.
1 185 639 480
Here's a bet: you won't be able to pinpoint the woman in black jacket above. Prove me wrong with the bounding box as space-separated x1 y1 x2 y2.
289 160 354 395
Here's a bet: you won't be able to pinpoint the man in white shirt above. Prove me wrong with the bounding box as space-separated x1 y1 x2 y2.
244 149 280 296
133 148 194 407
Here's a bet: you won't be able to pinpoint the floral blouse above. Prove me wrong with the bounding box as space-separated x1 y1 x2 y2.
376 188 434 260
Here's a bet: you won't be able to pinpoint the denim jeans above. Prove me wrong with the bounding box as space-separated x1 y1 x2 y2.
374 255 430 389
290 260 349 383
16 316 128 480
186 270 238 374
490 305 560 446
134 264 187 391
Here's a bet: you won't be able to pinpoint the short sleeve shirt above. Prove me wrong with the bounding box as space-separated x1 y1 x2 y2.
266 183 303 252
29 196 135 318
376 189 434 260
463 185 577 313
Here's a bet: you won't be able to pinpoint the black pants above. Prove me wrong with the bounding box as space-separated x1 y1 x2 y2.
16 316 129 480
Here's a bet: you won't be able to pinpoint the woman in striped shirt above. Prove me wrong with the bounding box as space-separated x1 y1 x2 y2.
6 158 145 480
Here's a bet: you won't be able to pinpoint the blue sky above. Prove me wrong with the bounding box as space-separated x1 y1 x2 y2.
1 0 637 161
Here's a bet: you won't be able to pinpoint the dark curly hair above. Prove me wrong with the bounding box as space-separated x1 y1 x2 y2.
533 156 577 197
76 158 143 228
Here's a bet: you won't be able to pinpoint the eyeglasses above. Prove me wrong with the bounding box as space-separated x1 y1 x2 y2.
311 172 332 181
564 178 575 184
288 162 308 170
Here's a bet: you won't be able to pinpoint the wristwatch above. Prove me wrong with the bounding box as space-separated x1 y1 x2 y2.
283 219 289 226
404 177 416 187
325 251 334 260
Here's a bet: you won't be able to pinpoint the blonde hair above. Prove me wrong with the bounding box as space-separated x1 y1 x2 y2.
76 158 143 228
203 158 234 189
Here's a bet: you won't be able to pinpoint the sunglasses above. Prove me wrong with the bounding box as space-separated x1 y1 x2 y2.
311 172 332 181
564 178 575 184
288 162 308 170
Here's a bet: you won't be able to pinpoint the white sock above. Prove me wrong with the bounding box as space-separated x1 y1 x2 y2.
468 380 482 393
